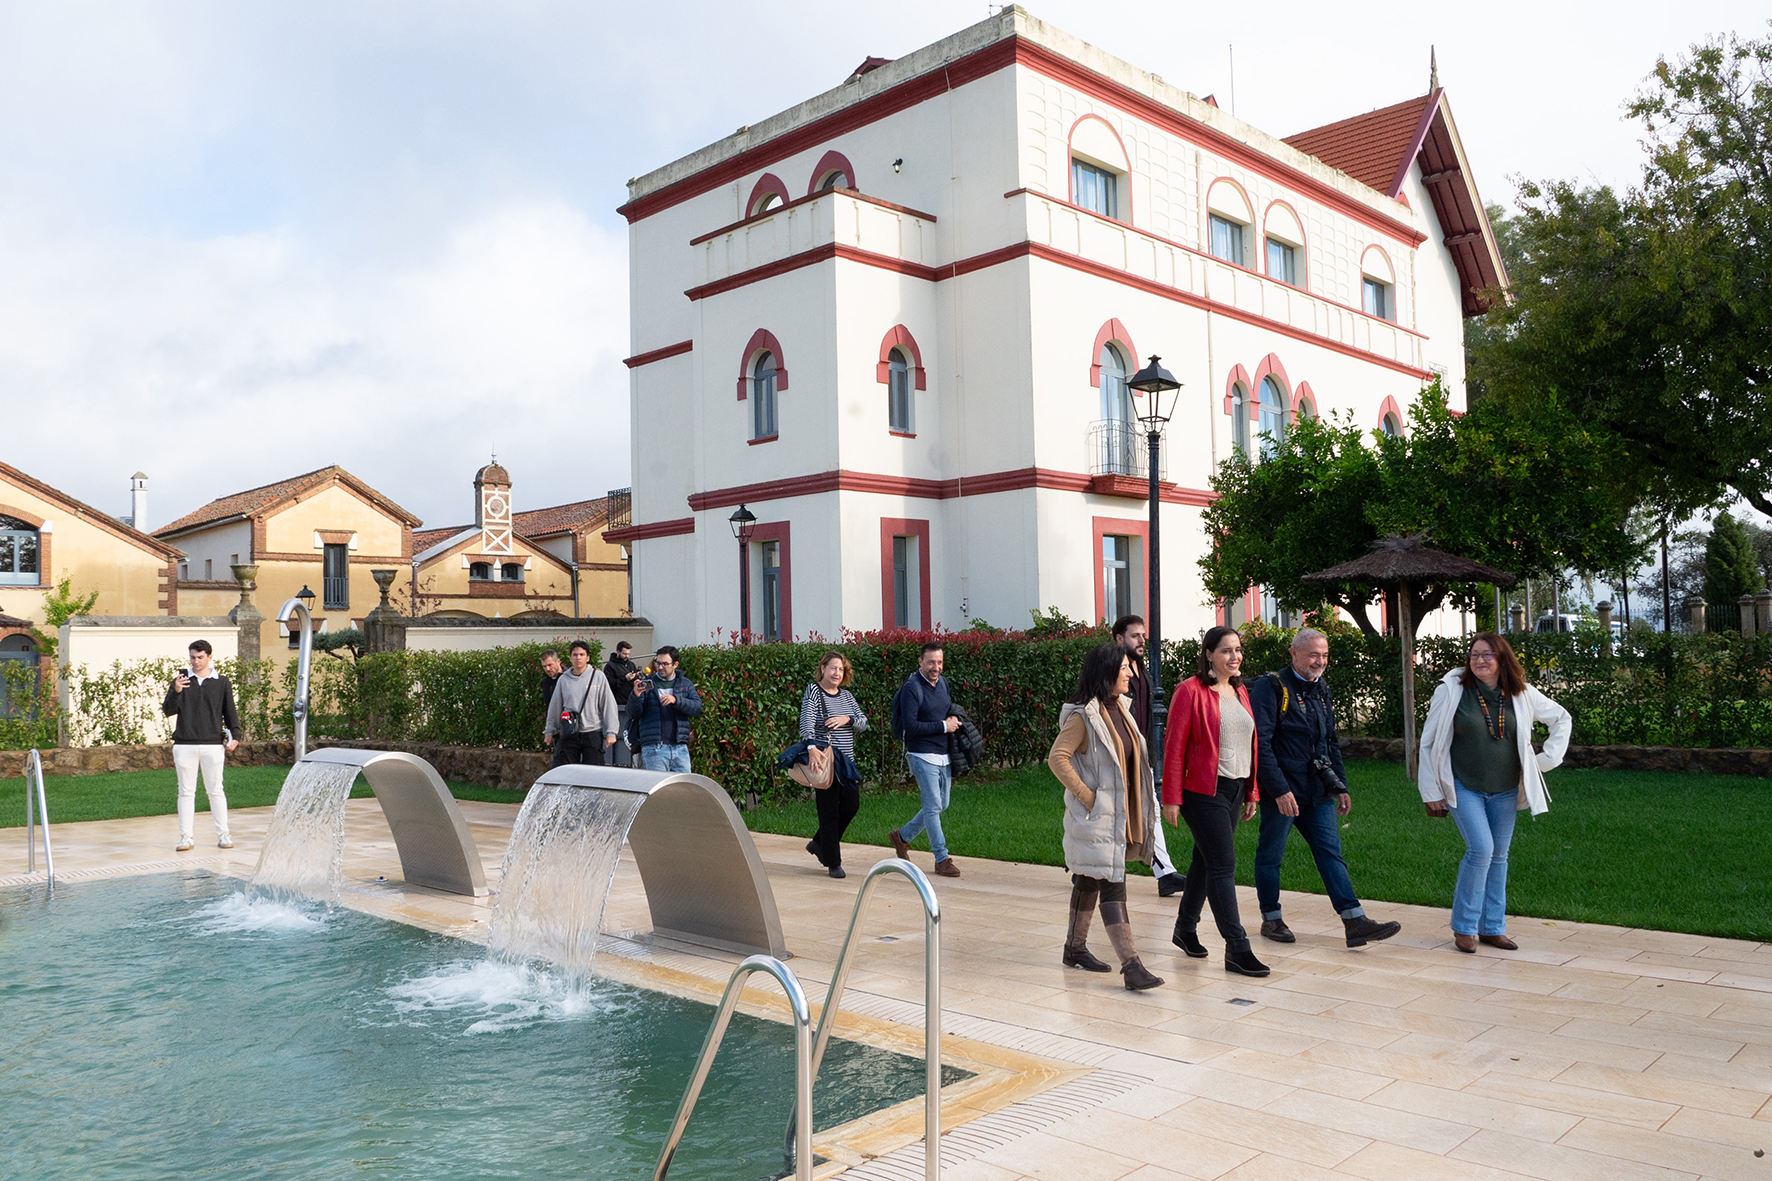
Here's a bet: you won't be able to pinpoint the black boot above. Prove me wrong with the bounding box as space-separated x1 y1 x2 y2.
1260 918 1295 943
1171 922 1208 959
1157 873 1186 898
1344 915 1402 947
1225 947 1271 977
1121 957 1165 991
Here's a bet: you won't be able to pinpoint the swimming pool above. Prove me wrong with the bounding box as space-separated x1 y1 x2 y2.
0 871 964 1179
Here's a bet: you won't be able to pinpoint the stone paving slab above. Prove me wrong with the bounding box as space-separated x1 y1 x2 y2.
6 799 1772 1179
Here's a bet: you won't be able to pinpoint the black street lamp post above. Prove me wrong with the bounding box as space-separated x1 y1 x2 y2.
1126 355 1183 777
729 505 757 640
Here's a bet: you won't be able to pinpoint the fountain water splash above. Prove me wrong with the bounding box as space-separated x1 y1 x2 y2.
488 781 646 981
248 762 363 903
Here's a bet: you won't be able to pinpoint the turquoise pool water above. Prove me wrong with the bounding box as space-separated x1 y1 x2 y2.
0 872 962 1179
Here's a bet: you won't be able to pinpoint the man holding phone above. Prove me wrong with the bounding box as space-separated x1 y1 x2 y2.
161 639 240 852
629 646 701 773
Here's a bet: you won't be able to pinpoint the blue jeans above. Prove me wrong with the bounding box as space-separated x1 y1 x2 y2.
1255 795 1365 921
1450 781 1518 936
898 756 951 862
641 743 692 773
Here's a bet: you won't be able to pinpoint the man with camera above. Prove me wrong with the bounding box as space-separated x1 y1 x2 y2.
1248 628 1401 949
544 640 620 766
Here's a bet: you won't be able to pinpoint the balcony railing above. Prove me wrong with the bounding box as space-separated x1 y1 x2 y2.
322 577 349 611
606 487 632 531
1087 420 1166 480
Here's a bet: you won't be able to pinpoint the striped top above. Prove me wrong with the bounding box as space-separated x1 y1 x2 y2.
800 684 869 759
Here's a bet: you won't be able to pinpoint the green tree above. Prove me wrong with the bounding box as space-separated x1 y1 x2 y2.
1471 29 1772 517
1200 382 1640 636
1704 512 1766 603
28 575 100 659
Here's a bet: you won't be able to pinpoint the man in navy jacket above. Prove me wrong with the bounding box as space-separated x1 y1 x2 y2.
888 641 963 878
1249 628 1400 949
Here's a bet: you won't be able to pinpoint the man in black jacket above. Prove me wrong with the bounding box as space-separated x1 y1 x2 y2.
1248 628 1400 948
888 641 963 878
602 641 641 767
161 639 241 852
1113 615 1186 898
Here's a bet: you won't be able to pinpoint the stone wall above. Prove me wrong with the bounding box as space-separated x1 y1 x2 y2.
1340 737 1772 778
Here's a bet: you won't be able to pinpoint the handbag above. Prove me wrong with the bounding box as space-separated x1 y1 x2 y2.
784 688 836 790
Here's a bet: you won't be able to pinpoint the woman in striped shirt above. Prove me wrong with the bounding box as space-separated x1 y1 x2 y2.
802 651 868 878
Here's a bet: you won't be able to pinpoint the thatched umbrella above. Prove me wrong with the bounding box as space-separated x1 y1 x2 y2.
1303 533 1515 778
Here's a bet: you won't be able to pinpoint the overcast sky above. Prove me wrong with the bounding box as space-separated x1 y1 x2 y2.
3 1 1764 532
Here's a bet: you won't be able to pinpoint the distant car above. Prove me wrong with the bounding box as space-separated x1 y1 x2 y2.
1533 612 1584 634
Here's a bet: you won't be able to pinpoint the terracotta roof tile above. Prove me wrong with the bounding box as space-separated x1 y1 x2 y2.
1283 94 1433 195
155 465 420 537
514 498 610 537
412 527 463 553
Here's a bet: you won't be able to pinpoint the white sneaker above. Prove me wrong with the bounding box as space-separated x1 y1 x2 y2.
176 839 196 852
218 836 234 850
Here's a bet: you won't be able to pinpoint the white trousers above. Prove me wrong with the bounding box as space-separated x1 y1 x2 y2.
174 744 230 842
1149 812 1178 879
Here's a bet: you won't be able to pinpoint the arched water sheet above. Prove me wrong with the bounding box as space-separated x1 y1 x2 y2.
499 765 790 967
251 749 489 901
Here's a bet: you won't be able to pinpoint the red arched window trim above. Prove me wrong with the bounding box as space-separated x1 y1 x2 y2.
1089 318 1138 387
1252 353 1292 411
1377 395 1406 436
807 150 857 195
746 174 792 217
1292 380 1317 417
1067 115 1133 224
736 329 789 400
1222 364 1253 417
875 325 927 390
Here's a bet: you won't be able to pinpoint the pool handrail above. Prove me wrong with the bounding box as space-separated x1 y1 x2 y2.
785 856 942 1181
275 597 313 761
653 954 813 1181
25 748 54 884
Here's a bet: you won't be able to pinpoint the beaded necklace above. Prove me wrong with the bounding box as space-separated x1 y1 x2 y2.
1473 680 1506 741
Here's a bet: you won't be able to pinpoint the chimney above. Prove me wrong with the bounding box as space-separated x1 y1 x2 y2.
129 471 149 532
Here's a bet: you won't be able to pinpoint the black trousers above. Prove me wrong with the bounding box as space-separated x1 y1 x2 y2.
551 731 607 767
1177 775 1251 953
810 782 862 868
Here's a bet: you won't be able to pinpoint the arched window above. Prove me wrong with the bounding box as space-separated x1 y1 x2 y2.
887 348 913 433
469 562 492 581
0 514 41 585
1381 412 1403 439
746 174 791 218
500 562 524 582
1230 384 1251 457
808 150 857 196
751 351 779 440
1097 343 1137 476
1297 394 1316 422
1258 377 1287 458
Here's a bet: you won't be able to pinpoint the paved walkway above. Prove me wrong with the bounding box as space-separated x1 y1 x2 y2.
6 800 1771 1181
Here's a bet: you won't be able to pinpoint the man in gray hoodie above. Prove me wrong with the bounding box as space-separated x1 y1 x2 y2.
544 640 620 766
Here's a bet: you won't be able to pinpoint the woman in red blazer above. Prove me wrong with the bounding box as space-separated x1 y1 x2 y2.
1161 626 1269 977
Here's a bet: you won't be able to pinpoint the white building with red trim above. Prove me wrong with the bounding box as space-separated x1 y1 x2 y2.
611 9 1505 644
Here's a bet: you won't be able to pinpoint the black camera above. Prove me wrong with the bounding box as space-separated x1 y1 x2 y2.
1309 756 1346 794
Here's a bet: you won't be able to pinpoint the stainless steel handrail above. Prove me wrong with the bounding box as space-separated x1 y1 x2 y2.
654 954 812 1181
25 748 54 884
786 857 942 1181
275 598 313 760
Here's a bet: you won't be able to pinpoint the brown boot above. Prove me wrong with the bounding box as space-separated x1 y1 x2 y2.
1063 881 1111 972
1479 934 1518 950
1121 957 1165 991
1453 933 1477 953
889 829 911 860
932 858 961 878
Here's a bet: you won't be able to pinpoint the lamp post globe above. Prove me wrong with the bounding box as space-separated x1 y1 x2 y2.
728 506 758 640
1124 355 1182 778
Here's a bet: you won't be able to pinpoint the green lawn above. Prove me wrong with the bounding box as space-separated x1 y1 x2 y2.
0 766 524 829
745 760 1772 942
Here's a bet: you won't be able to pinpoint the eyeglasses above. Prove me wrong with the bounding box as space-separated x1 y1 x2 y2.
1470 653 1497 663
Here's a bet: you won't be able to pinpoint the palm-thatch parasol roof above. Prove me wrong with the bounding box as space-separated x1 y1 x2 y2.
1302 532 1515 588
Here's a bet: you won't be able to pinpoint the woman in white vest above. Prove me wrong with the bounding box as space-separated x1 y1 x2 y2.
1047 643 1164 991
1418 632 1571 953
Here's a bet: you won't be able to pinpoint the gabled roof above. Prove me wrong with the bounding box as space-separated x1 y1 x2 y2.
1286 89 1507 317
0 459 183 560
410 525 572 572
414 498 612 549
155 465 422 539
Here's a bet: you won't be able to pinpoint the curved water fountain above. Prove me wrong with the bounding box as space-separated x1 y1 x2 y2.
500 764 789 965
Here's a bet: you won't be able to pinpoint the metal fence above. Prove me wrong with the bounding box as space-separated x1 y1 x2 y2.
1086 420 1167 480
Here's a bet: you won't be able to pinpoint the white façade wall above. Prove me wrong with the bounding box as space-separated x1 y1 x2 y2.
58 617 240 746
170 520 253 578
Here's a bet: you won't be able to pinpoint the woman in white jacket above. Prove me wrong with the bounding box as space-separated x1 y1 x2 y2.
1418 632 1571 953
1047 644 1164 991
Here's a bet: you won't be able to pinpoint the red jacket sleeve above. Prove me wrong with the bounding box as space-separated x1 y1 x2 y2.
1240 683 1260 803
1161 681 1191 805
